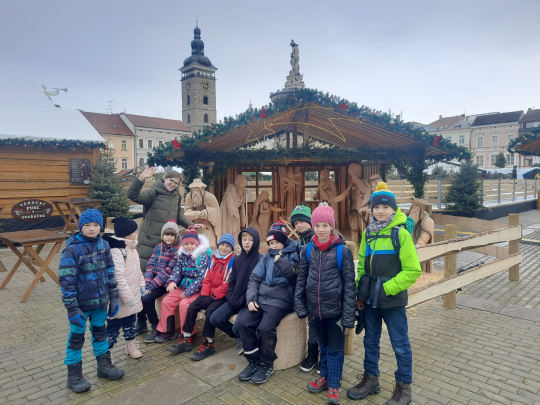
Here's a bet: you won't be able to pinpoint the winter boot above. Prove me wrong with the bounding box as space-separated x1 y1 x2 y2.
346 374 381 400
236 337 244 355
155 316 176 343
307 376 328 393
301 342 319 372
66 361 91 393
169 335 195 355
386 382 412 405
251 362 274 384
125 339 143 359
96 351 125 380
238 362 259 382
190 338 216 361
328 388 340 404
145 326 158 343
135 320 147 336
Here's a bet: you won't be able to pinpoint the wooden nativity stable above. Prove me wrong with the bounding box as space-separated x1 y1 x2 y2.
149 88 471 238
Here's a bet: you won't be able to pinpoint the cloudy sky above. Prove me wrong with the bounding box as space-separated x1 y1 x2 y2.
1 0 539 125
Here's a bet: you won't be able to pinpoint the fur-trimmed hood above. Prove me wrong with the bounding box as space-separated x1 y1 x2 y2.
177 233 210 260
102 233 138 250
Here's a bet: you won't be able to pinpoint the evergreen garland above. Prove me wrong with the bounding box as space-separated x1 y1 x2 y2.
507 127 540 156
0 138 105 149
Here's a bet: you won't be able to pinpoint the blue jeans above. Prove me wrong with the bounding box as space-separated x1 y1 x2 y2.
364 305 413 384
209 302 246 339
65 308 109 365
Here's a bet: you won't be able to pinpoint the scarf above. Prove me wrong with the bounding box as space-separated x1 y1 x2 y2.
367 213 395 234
214 251 232 260
313 234 340 252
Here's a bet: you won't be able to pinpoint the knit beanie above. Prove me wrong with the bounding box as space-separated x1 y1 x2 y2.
79 208 103 230
370 182 398 211
161 219 179 238
311 202 335 228
290 202 312 226
112 216 138 238
266 220 289 246
218 233 235 249
182 225 200 246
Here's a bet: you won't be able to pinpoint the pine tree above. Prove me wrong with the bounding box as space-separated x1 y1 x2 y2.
445 160 483 213
494 152 507 168
88 149 131 222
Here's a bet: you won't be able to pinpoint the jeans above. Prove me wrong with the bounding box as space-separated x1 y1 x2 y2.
364 305 413 384
313 317 344 388
106 314 137 349
182 295 225 338
65 308 108 365
209 302 246 339
141 286 168 326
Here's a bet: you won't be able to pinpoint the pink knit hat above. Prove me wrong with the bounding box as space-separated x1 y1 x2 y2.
182 226 200 246
311 203 335 228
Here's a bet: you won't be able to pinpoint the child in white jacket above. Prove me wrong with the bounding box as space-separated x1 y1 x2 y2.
103 217 145 359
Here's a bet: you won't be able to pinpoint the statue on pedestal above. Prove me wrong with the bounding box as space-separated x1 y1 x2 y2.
406 199 435 273
184 179 220 250
219 174 248 240
312 169 339 228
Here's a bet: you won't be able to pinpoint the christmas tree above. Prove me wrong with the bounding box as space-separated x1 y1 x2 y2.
88 148 131 222
494 152 507 168
445 160 483 213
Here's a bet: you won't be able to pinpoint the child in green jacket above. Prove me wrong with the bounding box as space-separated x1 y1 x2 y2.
347 182 421 405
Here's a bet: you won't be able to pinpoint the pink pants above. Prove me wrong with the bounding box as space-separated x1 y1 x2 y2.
157 289 200 334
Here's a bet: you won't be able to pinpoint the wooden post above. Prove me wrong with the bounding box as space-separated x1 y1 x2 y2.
344 328 355 355
508 213 520 281
443 224 458 309
292 124 298 148
537 191 540 210
426 204 433 216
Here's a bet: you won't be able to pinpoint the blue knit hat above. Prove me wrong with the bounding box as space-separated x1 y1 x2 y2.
218 233 235 249
370 182 398 211
79 208 104 230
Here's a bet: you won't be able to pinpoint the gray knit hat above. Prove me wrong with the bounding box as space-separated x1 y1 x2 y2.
161 220 179 237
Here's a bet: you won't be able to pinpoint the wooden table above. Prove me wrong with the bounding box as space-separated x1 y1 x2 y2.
0 230 69 302
0 207 7 273
50 199 103 234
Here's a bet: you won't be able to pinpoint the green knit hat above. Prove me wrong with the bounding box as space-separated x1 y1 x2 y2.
290 203 312 226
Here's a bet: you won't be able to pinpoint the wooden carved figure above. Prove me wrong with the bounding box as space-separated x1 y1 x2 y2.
184 179 221 250
280 170 301 215
250 191 271 249
312 169 339 228
219 174 248 240
406 198 435 273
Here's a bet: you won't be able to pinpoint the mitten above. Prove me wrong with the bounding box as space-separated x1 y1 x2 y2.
108 298 120 317
125 299 136 308
68 308 87 328
140 286 146 296
355 308 366 335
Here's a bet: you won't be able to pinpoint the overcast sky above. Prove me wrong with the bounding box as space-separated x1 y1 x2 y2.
1 0 539 125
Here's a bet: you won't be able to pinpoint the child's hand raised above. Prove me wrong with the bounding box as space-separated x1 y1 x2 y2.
166 282 177 293
248 301 259 311
274 250 282 263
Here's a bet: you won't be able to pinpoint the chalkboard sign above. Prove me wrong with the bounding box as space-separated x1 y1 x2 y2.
69 158 91 185
11 200 54 222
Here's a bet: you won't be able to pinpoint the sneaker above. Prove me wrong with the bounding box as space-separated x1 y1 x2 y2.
236 338 244 355
190 339 216 361
169 336 194 355
251 363 274 384
301 342 319 372
238 362 259 382
346 374 381 400
154 331 175 343
135 321 148 336
328 387 340 404
145 327 158 343
307 376 328 393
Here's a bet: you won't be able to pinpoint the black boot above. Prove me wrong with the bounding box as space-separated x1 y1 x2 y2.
66 361 91 393
300 342 319 372
135 320 148 336
154 315 176 343
96 351 125 380
347 374 381 400
386 382 412 405
238 362 259 382
251 362 274 384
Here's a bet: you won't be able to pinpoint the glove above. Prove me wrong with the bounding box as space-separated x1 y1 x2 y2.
355 308 365 335
108 298 120 317
140 287 146 296
125 299 136 308
68 308 87 328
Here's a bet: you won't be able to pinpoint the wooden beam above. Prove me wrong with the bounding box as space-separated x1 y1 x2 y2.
508 214 520 281
292 124 298 148
431 213 503 233
407 252 523 308
443 225 458 309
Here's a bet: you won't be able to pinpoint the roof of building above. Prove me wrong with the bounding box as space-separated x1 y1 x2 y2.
182 24 217 70
123 113 190 132
0 77 104 143
520 108 540 122
81 111 134 136
427 115 464 130
471 111 523 126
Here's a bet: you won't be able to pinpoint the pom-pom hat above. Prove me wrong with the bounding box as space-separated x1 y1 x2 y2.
182 225 200 246
266 220 289 245
79 208 103 231
161 219 179 237
311 202 335 228
290 203 312 226
370 182 398 211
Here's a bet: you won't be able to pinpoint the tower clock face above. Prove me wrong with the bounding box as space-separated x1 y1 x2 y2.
185 81 191 91
201 80 210 92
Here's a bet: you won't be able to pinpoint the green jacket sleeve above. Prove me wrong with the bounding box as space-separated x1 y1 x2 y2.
356 231 367 289
383 228 422 296
127 178 156 206
176 194 194 229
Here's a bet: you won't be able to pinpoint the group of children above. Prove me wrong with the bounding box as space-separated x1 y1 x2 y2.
59 181 421 405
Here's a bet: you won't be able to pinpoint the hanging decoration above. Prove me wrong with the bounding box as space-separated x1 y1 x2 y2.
434 135 440 147
0 138 106 150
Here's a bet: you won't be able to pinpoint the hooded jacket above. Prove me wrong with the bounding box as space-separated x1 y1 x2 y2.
246 238 299 310
103 234 145 319
201 252 235 300
59 233 118 313
294 232 356 328
226 228 262 310
167 234 211 297
357 208 422 308
127 178 194 271
297 228 315 251
144 241 182 292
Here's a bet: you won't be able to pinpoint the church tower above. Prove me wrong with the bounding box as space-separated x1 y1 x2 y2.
180 22 217 133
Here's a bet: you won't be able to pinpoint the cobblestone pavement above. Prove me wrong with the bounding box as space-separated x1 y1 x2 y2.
1 209 539 404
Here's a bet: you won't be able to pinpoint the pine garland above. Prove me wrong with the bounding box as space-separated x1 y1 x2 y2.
0 138 105 149
507 127 540 156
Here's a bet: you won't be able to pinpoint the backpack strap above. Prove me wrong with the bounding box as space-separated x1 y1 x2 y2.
305 241 343 271
305 242 313 264
390 225 403 253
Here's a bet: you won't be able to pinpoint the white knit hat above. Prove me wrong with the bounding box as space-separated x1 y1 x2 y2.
161 220 179 237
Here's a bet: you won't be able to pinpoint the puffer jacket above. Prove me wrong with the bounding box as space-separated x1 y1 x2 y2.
357 208 422 308
127 178 193 271
297 228 315 251
246 238 299 310
201 252 235 300
145 241 182 292
294 232 356 328
59 233 118 313
103 234 145 319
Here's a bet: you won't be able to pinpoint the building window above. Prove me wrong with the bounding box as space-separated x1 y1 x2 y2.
507 134 514 144
147 140 152 149
446 136 452 142
139 139 143 148
187 114 190 123
187 95 190 105
490 154 497 166
204 113 208 123
121 140 127 150
459 135 465 145
108 139 114 149
121 158 128 170
476 155 484 167
492 135 499 148
159 141 163 147
525 158 533 166
139 157 145 166
534 121 540 127
506 154 514 166
242 171 274 203
477 137 483 148
526 122 533 128
203 96 208 105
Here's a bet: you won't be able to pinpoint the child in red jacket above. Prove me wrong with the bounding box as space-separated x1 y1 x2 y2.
171 233 235 360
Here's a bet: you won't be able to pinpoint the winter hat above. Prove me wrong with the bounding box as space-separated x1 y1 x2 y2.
182 225 200 246
290 202 312 226
161 219 179 238
218 233 235 249
370 182 398 211
79 208 103 230
112 216 138 238
311 202 335 228
266 220 289 246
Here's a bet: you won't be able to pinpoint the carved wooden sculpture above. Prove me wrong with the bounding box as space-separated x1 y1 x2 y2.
219 174 248 240
250 191 271 248
184 179 220 250
406 198 435 273
280 170 302 215
313 169 339 227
